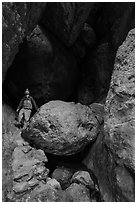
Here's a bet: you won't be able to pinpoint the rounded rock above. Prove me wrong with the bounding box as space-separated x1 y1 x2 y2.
22 100 100 155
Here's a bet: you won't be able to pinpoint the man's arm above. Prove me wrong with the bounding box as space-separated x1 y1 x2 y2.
16 97 24 112
31 97 38 111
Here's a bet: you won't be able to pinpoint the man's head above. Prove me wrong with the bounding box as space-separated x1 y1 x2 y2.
24 88 30 98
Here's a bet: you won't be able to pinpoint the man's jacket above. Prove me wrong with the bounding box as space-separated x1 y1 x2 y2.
17 96 38 111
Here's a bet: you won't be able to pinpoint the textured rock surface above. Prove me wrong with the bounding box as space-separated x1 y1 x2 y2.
3 25 77 106
12 146 48 191
41 2 94 47
2 104 19 201
89 103 104 125
7 137 50 201
83 29 135 202
104 28 135 201
83 129 115 202
71 171 94 190
63 183 91 201
22 100 100 155
2 2 46 82
52 167 73 189
2 103 50 202
15 182 63 202
78 43 115 104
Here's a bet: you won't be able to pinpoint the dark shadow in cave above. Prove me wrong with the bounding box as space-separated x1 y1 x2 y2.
3 39 29 110
2 34 79 110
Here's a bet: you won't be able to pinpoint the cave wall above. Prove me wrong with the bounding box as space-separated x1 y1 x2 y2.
2 2 46 82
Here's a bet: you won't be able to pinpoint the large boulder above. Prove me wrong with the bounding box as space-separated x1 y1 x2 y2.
3 25 77 106
22 100 100 156
83 29 135 202
2 2 46 82
40 2 94 47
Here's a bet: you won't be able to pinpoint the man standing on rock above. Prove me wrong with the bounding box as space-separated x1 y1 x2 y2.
16 88 38 127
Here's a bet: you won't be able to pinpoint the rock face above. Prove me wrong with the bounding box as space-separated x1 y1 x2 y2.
11 146 49 194
104 28 135 201
3 25 77 106
2 104 18 201
83 29 135 202
41 2 94 47
4 127 50 202
2 103 50 202
2 2 46 82
22 100 100 155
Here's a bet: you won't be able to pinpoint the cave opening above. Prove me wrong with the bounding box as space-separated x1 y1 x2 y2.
2 36 115 111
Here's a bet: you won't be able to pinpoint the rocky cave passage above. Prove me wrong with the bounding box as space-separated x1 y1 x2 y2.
2 2 135 202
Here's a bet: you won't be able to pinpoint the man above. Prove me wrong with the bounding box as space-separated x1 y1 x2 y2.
16 88 38 126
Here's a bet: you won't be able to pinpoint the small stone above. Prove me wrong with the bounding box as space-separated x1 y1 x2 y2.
52 167 73 189
46 178 61 190
71 170 94 190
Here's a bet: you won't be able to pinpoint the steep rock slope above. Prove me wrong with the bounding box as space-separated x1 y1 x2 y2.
83 29 135 202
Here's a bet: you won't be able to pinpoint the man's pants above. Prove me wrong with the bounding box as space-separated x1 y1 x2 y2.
18 108 31 123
